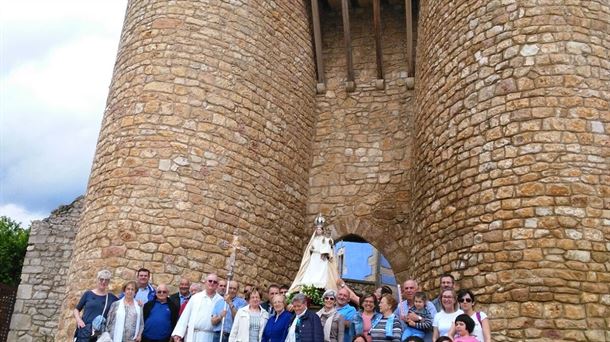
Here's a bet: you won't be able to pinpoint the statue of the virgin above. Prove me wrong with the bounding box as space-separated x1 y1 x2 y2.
288 213 340 292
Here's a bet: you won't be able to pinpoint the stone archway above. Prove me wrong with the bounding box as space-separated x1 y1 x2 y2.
334 233 398 296
323 215 412 285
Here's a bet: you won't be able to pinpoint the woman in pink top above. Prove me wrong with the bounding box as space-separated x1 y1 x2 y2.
350 293 380 342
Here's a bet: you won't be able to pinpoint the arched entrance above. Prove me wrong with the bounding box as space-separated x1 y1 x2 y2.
334 234 398 296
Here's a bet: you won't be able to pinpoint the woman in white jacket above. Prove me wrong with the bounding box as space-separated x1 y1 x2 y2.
229 289 270 342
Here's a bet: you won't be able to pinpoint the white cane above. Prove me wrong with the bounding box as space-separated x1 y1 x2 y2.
396 283 405 316
219 298 229 342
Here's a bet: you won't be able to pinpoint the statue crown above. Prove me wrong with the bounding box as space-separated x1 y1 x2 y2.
314 213 325 227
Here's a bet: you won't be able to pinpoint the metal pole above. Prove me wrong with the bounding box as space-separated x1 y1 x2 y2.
219 232 241 342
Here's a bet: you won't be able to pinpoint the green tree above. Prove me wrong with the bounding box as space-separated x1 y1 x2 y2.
0 216 29 286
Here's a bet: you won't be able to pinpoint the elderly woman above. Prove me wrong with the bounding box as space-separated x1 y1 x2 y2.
106 281 144 342
286 293 323 342
350 293 380 342
316 289 344 342
229 288 270 342
369 294 401 342
261 294 293 342
73 269 119 341
432 289 463 341
447 289 491 342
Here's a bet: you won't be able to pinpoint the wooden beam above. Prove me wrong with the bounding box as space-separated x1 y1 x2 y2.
373 0 384 89
311 0 325 93
405 0 414 76
341 0 355 91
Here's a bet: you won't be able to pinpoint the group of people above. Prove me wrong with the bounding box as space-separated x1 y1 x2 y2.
74 269 490 342
74 215 489 342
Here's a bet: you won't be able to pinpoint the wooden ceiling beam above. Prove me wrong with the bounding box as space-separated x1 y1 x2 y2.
341 0 356 91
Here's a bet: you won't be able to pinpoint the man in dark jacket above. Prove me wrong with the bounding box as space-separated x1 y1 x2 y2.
142 283 179 342
286 293 323 342
169 278 192 308
261 284 280 314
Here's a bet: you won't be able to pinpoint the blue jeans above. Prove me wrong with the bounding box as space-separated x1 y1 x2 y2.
213 331 230 342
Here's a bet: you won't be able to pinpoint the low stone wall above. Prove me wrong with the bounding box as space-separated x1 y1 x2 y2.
8 197 83 342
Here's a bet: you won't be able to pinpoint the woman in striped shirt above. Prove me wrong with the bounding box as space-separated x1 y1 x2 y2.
368 295 402 342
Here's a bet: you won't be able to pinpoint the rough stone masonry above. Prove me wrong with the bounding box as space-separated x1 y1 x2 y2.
9 0 609 341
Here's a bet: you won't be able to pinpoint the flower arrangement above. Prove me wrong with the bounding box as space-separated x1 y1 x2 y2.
287 285 324 307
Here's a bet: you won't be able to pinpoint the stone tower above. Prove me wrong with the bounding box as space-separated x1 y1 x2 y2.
55 0 318 339
408 0 609 340
45 0 608 340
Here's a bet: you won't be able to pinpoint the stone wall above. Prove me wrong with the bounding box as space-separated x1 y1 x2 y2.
410 1 609 341
56 0 318 339
9 197 83 342
308 3 414 278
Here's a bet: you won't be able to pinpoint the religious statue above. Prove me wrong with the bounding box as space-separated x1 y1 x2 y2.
288 213 340 293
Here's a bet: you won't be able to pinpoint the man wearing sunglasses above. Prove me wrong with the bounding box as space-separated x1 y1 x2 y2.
172 274 223 342
143 284 179 342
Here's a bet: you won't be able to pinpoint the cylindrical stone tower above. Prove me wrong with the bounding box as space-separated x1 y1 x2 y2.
57 0 316 339
410 1 608 341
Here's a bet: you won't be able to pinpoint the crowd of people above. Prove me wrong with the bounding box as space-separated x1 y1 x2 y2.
73 269 491 342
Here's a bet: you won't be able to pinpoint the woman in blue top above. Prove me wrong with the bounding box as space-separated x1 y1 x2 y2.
369 295 401 342
261 294 293 342
73 269 119 341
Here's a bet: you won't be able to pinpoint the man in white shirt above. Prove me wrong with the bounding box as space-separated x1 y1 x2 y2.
135 268 156 305
172 273 223 342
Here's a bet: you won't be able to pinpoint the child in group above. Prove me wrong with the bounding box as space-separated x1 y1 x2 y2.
435 337 453 342
453 314 479 342
403 292 433 339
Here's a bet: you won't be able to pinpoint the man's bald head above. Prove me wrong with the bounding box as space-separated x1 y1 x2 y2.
403 279 418 301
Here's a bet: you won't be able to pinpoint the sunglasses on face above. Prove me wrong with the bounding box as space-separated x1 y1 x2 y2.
324 297 335 301
459 298 473 303
207 280 219 284
157 290 168 294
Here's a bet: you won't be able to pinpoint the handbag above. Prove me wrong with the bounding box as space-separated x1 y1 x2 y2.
92 293 110 336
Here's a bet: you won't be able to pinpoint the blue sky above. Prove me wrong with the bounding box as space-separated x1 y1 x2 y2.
0 0 128 226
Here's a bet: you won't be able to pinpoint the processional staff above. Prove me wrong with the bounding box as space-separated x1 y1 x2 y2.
218 229 249 341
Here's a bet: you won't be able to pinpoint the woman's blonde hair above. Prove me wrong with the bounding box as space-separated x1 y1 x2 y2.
97 269 112 280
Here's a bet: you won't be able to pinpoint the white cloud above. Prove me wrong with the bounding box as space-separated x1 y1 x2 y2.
0 0 127 215
1 0 126 27
0 203 47 227
3 33 120 114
